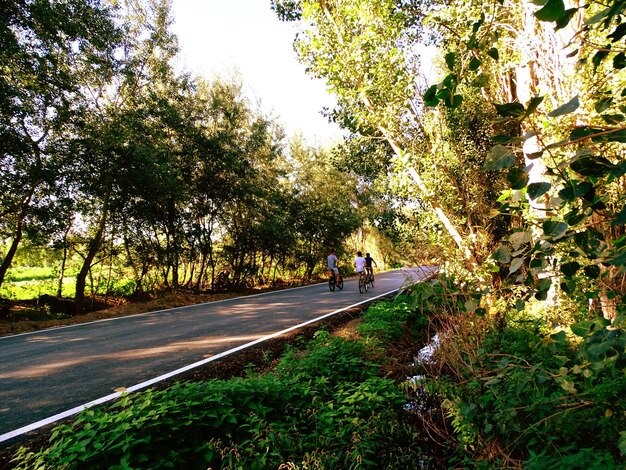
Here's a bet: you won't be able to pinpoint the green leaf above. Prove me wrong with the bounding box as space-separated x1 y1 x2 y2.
560 261 580 277
522 96 544 118
543 220 568 238
548 95 579 117
494 102 525 117
509 231 532 249
595 97 613 113
527 182 551 200
487 47 499 61
555 8 577 30
558 181 593 201
584 265 600 278
484 145 515 170
469 57 481 71
492 245 512 263
601 114 625 125
471 73 489 87
507 167 528 189
593 47 610 70
570 156 615 177
608 23 626 42
445 52 455 71
613 52 626 69
509 257 525 275
611 204 626 225
570 321 594 337
423 85 439 107
535 0 565 21
450 94 463 108
608 250 626 266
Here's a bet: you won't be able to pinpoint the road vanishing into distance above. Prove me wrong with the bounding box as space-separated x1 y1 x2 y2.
0 267 436 445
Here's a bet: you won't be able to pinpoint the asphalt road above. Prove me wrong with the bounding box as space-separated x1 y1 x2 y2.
0 267 435 444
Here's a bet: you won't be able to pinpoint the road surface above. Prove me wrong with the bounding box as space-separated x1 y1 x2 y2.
0 267 435 444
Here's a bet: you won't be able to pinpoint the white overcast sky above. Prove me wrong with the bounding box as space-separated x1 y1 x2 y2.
170 0 344 144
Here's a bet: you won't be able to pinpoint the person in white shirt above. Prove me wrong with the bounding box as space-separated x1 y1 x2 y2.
327 248 340 284
354 251 366 275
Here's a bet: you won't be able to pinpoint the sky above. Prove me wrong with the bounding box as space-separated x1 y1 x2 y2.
170 0 344 144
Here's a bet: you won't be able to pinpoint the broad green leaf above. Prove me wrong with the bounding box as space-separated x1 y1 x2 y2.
570 156 615 177
595 97 613 113
564 209 585 226
614 52 626 69
424 85 439 106
515 299 525 311
527 182 551 200
522 96 544 118
507 167 528 189
535 0 565 21
423 85 439 106
484 145 515 170
492 245 512 263
444 52 455 71
543 220 568 238
593 48 610 70
509 257 525 275
494 102 525 117
555 8 577 30
509 231 532 249
472 73 489 87
584 265 600 278
548 95 579 117
608 23 626 42
487 47 499 61
464 299 479 312
601 114 625 124
558 181 593 201
469 57 481 71
560 261 580 277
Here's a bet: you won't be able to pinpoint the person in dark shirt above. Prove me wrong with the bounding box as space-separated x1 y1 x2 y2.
364 252 377 277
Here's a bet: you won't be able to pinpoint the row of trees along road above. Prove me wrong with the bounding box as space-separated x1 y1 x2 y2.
2 0 418 314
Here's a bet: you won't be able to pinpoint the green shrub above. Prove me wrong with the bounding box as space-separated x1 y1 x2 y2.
12 329 426 469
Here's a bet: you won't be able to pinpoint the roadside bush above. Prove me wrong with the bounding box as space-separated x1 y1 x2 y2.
12 327 426 469
425 306 626 468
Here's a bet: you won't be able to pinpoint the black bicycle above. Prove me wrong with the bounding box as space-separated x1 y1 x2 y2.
365 270 375 289
358 271 368 294
329 271 344 291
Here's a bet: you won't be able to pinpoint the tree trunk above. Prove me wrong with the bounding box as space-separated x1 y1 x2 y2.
75 193 109 315
0 187 35 287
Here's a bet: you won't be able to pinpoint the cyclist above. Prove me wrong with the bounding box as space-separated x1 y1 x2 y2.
327 248 340 285
354 251 366 283
364 252 377 278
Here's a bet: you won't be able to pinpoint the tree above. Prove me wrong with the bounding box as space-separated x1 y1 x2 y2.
0 0 121 288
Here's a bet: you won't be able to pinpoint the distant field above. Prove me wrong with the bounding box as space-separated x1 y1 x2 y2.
1 267 76 300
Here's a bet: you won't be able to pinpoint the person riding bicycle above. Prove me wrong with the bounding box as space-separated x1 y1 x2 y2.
327 248 340 285
364 252 377 277
354 251 366 280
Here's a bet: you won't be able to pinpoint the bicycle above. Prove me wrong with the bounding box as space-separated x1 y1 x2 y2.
328 271 344 291
358 271 368 294
365 269 375 289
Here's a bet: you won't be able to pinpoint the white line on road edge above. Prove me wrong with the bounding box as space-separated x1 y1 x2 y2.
0 288 400 444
